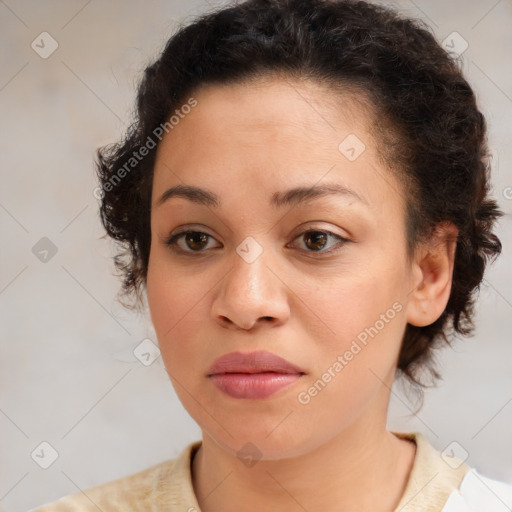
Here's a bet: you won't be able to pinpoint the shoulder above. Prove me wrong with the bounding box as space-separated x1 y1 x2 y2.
392 431 512 512
441 468 512 512
392 431 471 511
27 459 176 512
28 441 201 512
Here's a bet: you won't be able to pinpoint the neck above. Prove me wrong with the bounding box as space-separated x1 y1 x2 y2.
191 413 416 512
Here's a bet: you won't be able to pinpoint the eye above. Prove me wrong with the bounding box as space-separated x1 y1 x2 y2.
289 229 348 255
165 230 221 254
164 228 349 256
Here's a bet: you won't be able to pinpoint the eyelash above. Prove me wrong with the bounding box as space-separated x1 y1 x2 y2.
164 228 349 257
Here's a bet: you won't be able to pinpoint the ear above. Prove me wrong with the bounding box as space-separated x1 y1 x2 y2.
406 222 459 328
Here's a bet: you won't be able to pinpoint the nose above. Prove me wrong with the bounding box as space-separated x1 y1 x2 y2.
211 246 290 331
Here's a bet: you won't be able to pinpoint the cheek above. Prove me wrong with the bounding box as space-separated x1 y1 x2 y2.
295 257 408 401
146 251 220 387
146 254 200 350
290 278 406 438
295 262 405 346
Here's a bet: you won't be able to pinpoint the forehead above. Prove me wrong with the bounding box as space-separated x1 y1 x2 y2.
151 77 403 221
166 77 373 149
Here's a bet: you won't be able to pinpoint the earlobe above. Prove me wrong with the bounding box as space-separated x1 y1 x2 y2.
405 222 459 328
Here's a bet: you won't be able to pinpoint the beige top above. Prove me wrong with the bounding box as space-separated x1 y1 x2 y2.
30 431 471 512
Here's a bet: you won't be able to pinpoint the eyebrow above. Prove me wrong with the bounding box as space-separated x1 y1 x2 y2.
155 182 368 209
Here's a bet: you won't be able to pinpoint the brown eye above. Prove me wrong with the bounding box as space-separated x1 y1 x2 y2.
165 230 220 253
303 231 328 251
184 232 209 250
290 229 348 255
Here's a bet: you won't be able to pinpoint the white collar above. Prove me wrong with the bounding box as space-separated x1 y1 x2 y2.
441 469 512 512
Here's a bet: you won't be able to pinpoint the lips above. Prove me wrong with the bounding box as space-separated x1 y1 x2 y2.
207 350 305 376
207 350 305 400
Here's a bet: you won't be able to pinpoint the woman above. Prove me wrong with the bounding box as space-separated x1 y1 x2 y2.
31 0 512 510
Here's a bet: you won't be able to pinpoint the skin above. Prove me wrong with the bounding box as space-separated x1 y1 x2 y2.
146 76 458 512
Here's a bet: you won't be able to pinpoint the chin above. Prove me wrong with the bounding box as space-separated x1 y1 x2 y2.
198 413 327 462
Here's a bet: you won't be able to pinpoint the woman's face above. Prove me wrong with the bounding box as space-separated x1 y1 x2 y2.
146 77 417 459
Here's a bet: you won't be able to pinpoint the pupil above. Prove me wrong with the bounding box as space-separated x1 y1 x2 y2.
187 232 207 250
306 232 327 250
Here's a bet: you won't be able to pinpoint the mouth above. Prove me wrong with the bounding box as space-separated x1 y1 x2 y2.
207 350 305 399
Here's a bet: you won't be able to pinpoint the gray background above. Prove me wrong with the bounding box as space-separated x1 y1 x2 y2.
1 1 511 511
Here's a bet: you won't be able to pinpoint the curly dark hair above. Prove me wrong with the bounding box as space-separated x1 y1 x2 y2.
95 0 502 391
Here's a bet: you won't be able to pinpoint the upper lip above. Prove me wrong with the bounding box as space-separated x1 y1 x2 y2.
207 350 305 376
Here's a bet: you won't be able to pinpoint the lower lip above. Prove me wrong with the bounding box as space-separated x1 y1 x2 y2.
209 373 303 399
